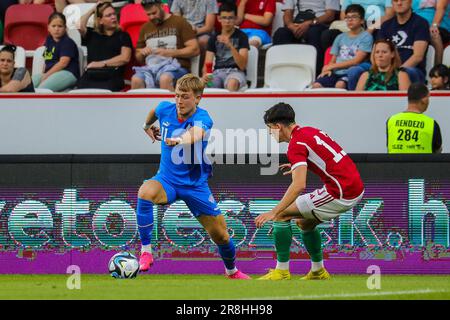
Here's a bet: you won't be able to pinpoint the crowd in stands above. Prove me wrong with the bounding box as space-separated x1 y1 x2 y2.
0 0 449 93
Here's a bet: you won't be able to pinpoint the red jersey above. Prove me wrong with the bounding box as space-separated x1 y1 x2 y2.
237 0 276 34
287 126 364 200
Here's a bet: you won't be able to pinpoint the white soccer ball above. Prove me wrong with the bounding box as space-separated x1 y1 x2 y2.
108 252 139 279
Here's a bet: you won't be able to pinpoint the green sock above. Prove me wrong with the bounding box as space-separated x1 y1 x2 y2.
301 228 323 263
272 221 293 263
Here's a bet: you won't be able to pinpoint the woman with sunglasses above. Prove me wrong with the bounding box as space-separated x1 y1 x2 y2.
76 1 132 91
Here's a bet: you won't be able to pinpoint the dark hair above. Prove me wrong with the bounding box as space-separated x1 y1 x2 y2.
0 44 16 59
219 2 237 15
48 12 67 26
264 102 296 126
408 82 429 103
141 0 162 8
345 4 365 19
429 64 449 80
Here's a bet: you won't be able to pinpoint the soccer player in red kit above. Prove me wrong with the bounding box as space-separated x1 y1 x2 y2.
255 102 364 280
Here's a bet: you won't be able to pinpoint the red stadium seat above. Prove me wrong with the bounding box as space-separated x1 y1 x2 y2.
119 4 149 47
4 4 54 51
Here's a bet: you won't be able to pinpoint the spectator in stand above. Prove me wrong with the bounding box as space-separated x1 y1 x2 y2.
33 13 79 92
236 0 276 48
131 0 200 91
347 0 430 90
429 63 449 89
202 2 249 91
312 4 373 89
171 0 218 52
356 39 410 90
272 0 340 75
412 0 450 65
18 0 55 6
0 45 35 93
77 2 132 91
321 0 394 50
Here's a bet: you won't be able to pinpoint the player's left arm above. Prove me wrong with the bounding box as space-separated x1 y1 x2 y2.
255 165 307 228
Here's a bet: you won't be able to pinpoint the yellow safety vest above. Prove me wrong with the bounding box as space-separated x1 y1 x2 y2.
387 112 435 153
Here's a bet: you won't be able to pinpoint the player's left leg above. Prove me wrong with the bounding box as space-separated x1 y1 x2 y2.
196 214 250 280
179 184 250 279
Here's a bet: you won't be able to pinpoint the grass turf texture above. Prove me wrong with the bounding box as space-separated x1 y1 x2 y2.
1 275 450 300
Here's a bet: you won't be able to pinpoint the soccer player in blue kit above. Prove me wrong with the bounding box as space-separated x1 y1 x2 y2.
136 74 250 279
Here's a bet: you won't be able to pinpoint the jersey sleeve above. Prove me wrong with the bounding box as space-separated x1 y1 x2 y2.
154 101 172 120
287 142 308 170
193 110 213 131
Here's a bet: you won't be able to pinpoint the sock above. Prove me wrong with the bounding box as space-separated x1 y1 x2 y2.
141 244 152 254
273 221 293 265
311 261 324 272
217 238 236 272
137 198 154 247
276 261 289 271
301 228 323 268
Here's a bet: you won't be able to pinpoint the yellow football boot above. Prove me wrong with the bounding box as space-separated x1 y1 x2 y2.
257 268 291 280
300 267 331 280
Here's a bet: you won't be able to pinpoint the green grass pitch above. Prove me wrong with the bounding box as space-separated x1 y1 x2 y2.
1 274 450 300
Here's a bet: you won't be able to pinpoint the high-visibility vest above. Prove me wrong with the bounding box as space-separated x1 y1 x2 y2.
387 112 435 153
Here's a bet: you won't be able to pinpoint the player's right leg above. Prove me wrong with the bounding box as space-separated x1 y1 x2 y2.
136 178 173 271
258 201 301 280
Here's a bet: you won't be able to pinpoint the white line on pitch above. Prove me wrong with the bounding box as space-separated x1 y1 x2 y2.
240 289 449 300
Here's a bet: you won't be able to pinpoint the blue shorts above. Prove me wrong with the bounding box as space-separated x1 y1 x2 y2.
134 67 189 87
149 174 221 217
241 28 272 45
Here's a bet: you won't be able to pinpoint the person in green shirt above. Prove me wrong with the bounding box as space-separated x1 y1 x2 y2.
386 82 442 153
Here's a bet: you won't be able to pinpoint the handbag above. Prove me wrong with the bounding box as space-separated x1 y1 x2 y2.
293 1 316 24
85 67 119 81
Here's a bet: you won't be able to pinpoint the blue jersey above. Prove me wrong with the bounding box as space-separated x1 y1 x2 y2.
155 101 213 187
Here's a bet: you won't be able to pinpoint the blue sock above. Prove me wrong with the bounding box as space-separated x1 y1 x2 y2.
217 239 236 271
137 198 154 246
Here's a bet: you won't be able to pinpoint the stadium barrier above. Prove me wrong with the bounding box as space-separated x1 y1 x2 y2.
0 154 449 274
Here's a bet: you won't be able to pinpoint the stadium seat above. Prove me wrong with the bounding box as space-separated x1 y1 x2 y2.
64 3 96 30
244 88 288 92
32 46 86 79
425 45 435 83
203 88 230 93
324 47 333 67
442 45 450 66
246 46 259 89
35 88 54 93
67 28 82 47
126 88 171 93
304 88 347 92
263 44 316 91
119 4 149 47
261 2 285 50
191 55 200 77
68 89 112 93
0 45 26 68
3 4 54 52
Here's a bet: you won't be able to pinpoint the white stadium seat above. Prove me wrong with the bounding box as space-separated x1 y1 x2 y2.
190 55 200 77
304 88 347 92
246 45 259 89
34 88 54 93
203 88 230 93
68 89 112 93
0 45 26 68
63 3 96 30
263 44 316 91
126 88 171 93
442 45 450 66
425 45 435 83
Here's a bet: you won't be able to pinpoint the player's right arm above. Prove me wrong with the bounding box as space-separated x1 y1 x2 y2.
143 108 161 143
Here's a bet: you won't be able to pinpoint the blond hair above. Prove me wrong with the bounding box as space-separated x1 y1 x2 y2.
176 74 205 96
